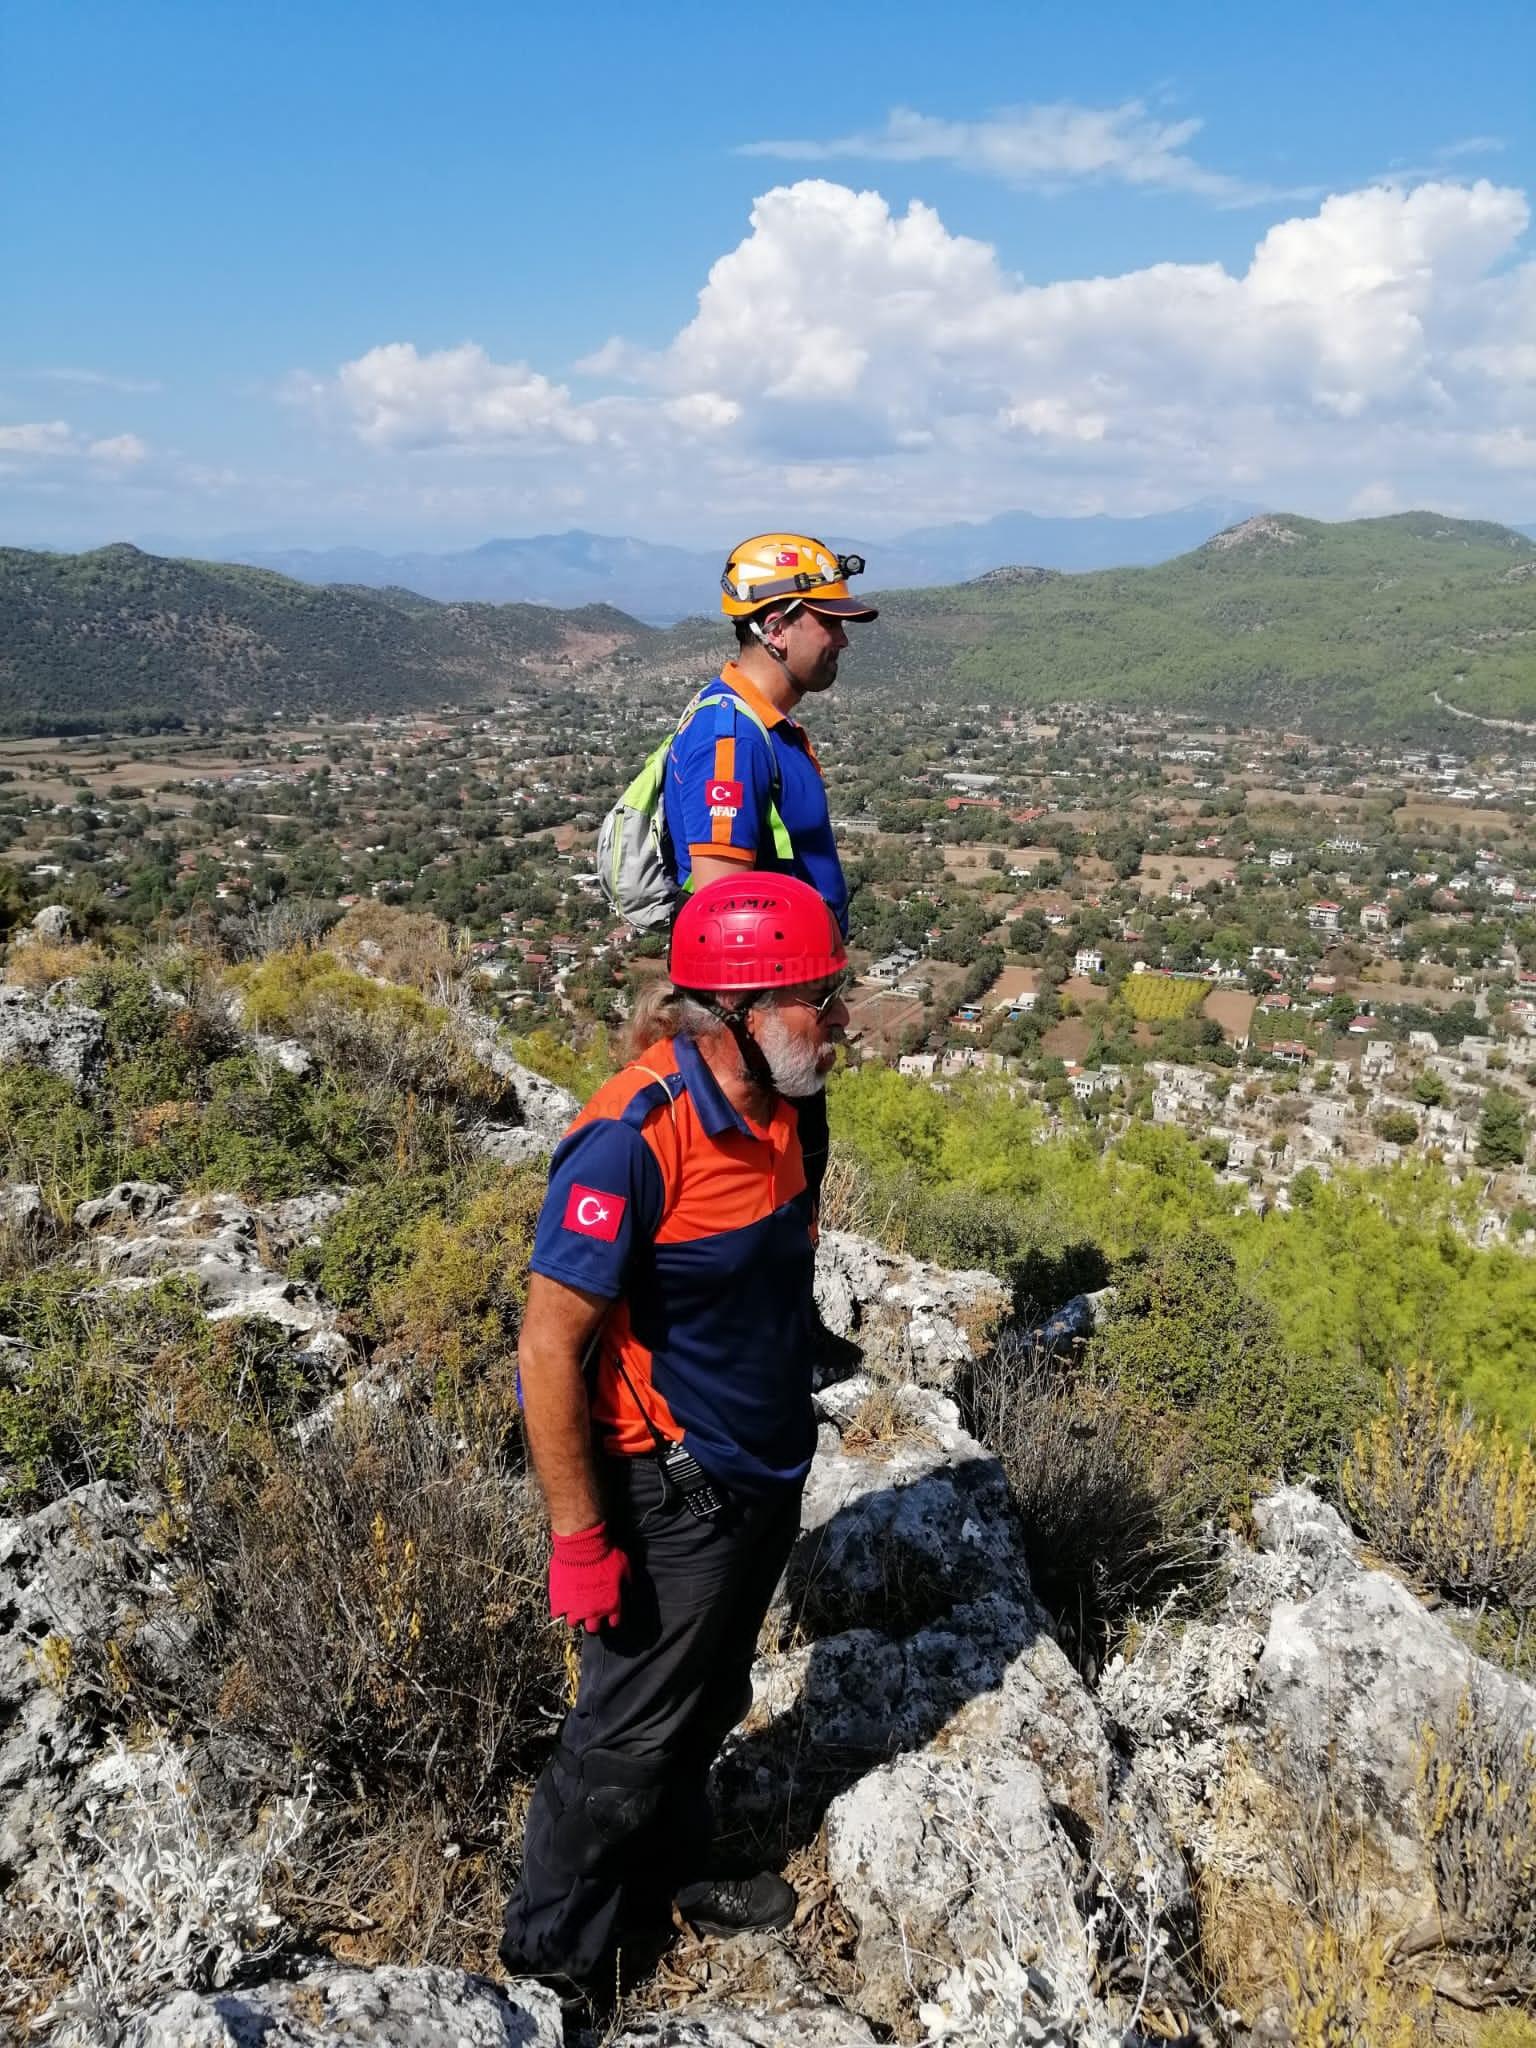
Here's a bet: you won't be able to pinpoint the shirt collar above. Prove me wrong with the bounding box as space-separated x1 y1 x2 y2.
720 661 792 732
674 1031 788 1147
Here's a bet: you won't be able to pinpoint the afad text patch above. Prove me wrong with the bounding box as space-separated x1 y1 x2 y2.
707 777 744 818
561 1184 627 1241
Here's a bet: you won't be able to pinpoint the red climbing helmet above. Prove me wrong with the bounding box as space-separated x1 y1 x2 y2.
670 874 847 992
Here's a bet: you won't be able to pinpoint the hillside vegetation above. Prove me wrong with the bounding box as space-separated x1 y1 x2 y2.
4 512 1535 738
0 543 652 733
848 511 1536 736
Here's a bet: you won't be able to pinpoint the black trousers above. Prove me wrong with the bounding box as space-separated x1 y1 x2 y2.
501 1455 803 1981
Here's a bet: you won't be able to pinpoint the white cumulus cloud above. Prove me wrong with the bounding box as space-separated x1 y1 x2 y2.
276 173 1536 535
739 101 1313 207
314 342 598 450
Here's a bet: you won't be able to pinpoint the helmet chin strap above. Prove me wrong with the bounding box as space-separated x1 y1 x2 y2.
749 602 801 670
702 992 777 1093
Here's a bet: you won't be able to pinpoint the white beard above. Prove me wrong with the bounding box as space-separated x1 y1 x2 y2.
753 1007 825 1098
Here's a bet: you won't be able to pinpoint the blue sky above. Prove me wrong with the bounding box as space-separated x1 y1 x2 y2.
5 0 1535 550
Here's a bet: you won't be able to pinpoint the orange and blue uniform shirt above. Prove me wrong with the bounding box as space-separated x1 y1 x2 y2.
660 661 849 937
527 1033 818 1494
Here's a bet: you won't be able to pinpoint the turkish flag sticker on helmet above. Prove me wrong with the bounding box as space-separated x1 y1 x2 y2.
562 1184 627 1241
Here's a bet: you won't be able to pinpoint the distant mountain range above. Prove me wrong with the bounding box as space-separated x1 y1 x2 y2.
173 501 1266 622
3 512 1533 738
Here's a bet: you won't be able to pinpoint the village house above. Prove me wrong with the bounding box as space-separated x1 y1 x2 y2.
1307 901 1342 933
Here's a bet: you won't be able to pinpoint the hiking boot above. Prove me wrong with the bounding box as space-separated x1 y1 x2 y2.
674 1870 797 1935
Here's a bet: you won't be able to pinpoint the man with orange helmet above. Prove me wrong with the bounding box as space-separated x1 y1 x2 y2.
659 533 875 1205
501 875 850 1998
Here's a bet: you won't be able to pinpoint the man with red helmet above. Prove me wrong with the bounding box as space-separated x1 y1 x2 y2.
501 875 850 1996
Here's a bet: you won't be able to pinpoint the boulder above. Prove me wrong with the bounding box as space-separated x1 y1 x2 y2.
26 903 74 944
1257 1564 1536 1854
813 1232 1007 1389
0 985 104 1091
0 1182 44 1229
125 1967 564 2048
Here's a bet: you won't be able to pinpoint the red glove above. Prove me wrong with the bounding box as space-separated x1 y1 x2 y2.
549 1522 631 1632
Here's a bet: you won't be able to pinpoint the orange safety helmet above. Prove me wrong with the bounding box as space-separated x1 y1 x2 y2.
720 532 878 623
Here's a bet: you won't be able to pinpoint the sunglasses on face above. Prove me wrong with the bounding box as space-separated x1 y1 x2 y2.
779 975 851 1021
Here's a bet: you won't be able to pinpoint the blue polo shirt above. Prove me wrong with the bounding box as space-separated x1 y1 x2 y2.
528 1033 818 1495
661 661 849 937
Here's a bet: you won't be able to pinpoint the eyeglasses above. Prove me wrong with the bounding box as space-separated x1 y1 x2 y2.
779 976 851 1022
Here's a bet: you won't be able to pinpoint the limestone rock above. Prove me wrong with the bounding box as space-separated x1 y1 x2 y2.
75 1179 175 1231
1251 1483 1358 1587
1 1181 44 1229
825 1747 1084 2032
125 1967 564 2048
0 1482 164 1883
812 1231 1007 1388
252 1032 314 1077
0 985 104 1091
78 1190 343 1340
1257 1564 1536 1851
470 1037 580 1159
26 903 74 943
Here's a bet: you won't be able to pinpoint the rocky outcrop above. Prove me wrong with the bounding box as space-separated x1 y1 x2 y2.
812 1231 1007 1388
471 1040 581 1164
126 1967 565 2048
0 984 104 1091
709 1371 1194 2040
0 1482 171 1883
75 1186 350 1359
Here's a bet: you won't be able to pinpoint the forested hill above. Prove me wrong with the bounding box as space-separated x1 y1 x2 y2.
0 543 654 733
5 513 1535 738
834 511 1536 738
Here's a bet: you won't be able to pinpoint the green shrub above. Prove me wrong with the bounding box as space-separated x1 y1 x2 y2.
227 951 514 1114
962 1326 1211 1670
121 1052 378 1199
0 1271 319 1508
387 1166 545 1423
0 1064 116 1211
134 1400 564 1964
1089 1232 1372 1510
291 1173 468 1333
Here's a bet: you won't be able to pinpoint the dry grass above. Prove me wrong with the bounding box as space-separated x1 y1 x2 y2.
962 1326 1212 1671
2 938 106 991
1415 1689 1536 1996
1343 1366 1536 1611
839 1379 938 1458
96 1400 567 1971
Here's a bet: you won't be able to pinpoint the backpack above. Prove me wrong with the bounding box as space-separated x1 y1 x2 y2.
597 685 793 930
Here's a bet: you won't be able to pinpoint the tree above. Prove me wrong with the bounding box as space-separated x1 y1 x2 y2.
1412 1071 1448 1108
1475 1089 1528 1170
1373 1109 1419 1146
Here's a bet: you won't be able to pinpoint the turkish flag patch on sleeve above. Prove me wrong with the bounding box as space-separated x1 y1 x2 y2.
561 1184 627 1241
706 778 744 810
